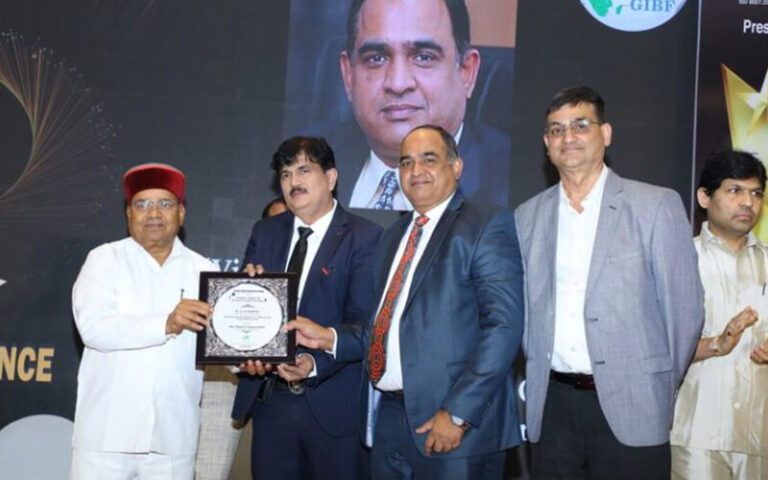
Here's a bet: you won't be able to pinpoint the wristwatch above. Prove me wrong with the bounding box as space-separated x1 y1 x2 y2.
450 414 470 432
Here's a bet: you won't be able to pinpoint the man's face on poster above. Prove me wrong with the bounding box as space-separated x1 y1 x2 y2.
340 0 480 166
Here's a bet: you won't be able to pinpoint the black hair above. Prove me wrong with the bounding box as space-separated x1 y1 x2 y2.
345 0 471 60
406 124 459 161
698 149 766 195
271 136 338 197
545 86 606 124
271 136 337 172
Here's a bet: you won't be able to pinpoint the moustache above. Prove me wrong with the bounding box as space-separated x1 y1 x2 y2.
290 187 307 196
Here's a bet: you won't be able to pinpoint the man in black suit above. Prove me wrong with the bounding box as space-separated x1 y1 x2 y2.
232 137 382 480
335 0 511 210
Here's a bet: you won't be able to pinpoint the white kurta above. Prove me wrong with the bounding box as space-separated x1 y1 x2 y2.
72 236 215 455
671 223 768 457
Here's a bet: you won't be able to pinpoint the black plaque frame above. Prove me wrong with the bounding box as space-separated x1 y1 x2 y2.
197 272 297 365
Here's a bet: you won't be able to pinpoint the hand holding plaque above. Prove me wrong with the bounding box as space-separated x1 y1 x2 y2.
196 272 297 365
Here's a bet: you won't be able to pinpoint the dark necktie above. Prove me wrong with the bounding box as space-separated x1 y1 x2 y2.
257 226 315 403
287 226 313 278
368 215 429 384
283 226 313 395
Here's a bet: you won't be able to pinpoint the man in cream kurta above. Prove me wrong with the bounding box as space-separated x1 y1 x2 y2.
672 150 768 480
71 163 216 480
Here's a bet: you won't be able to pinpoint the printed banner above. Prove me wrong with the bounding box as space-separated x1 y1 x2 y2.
695 0 768 235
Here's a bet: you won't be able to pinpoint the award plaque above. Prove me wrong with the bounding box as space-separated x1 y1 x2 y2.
196 272 297 365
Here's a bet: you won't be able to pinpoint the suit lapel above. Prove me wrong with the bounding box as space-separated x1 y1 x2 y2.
456 125 481 195
403 193 463 311
274 213 294 272
299 206 349 313
377 215 410 299
540 187 559 311
336 122 373 206
309 206 349 277
585 170 625 300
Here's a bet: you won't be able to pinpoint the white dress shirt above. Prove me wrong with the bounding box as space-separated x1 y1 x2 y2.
551 165 609 374
348 125 464 211
286 200 337 376
72 236 216 455
375 193 455 391
285 200 337 306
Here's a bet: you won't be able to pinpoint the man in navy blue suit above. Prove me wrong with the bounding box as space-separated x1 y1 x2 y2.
232 136 382 480
287 125 524 479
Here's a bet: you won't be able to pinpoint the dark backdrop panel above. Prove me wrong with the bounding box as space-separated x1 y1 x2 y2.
510 0 699 212
693 1 768 233
0 0 291 429
282 0 516 217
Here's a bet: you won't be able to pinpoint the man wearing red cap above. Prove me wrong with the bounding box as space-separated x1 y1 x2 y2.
70 163 216 479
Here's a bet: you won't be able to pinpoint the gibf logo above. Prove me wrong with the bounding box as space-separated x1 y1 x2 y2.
581 0 687 32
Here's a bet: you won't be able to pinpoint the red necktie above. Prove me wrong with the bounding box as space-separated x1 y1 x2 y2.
369 215 429 384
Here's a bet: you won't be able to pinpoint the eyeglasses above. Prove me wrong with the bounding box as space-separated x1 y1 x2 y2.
544 118 602 138
131 199 178 211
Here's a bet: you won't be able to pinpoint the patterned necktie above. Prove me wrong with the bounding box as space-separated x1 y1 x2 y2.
373 170 399 210
368 215 429 383
287 226 313 278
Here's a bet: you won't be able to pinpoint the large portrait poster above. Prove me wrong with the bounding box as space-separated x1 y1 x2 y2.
283 0 517 212
695 0 768 234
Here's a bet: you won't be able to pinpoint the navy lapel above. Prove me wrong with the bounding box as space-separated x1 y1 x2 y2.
308 206 349 278
456 125 481 196
377 214 411 298
585 170 625 301
297 206 349 313
402 193 464 311
273 213 294 272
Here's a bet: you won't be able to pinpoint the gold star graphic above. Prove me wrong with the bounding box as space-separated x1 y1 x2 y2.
737 70 768 136
722 64 768 160
722 65 768 241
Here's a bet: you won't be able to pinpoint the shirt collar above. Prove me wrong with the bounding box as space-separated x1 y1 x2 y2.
126 235 183 264
368 150 400 184
454 123 464 146
558 163 610 210
292 199 337 238
414 191 455 225
700 220 760 253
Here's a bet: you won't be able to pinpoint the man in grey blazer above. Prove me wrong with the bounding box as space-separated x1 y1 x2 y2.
514 86 704 479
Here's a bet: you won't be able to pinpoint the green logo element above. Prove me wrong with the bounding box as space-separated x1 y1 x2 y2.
589 0 629 16
582 0 684 32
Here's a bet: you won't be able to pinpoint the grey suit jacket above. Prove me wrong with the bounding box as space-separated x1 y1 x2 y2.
514 169 704 447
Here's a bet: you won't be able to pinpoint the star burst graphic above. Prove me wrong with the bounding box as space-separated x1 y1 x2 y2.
0 30 116 229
